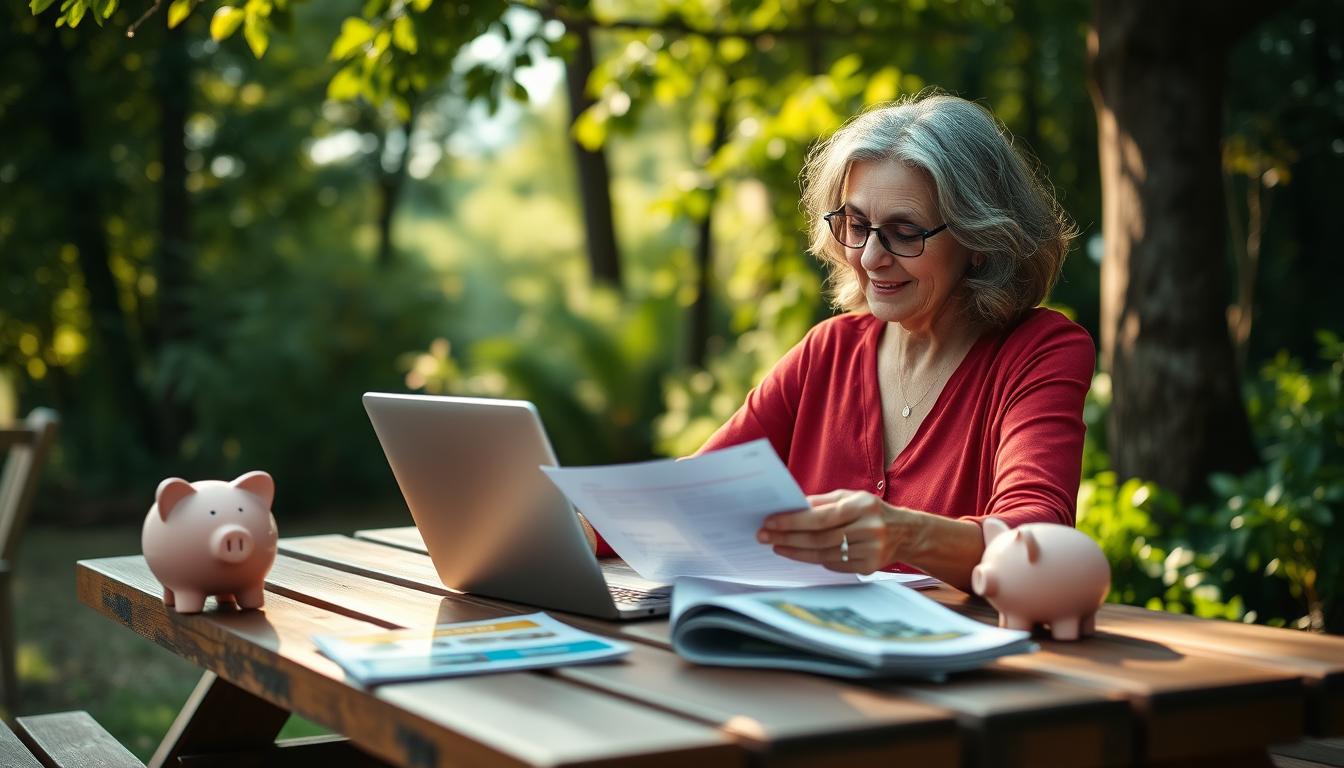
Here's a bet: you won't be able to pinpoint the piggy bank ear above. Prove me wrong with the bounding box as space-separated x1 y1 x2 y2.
981 516 1010 546
1015 529 1041 563
231 471 275 508
156 478 196 521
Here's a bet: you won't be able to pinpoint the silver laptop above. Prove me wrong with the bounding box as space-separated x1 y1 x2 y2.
362 392 671 620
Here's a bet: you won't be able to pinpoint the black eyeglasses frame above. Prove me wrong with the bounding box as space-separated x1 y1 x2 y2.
822 208 948 258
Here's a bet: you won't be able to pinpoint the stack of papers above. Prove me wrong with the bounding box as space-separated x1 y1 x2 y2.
542 440 1033 679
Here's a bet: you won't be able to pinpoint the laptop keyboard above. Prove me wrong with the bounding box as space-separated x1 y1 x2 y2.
609 585 671 605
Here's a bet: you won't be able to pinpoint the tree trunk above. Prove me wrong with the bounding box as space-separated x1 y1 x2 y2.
1226 167 1268 373
563 27 622 288
376 104 418 269
1089 0 1263 501
38 25 157 451
688 94 730 369
154 17 194 454
1018 0 1043 161
803 0 824 76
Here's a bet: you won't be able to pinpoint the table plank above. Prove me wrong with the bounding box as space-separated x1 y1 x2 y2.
913 586 1306 762
78 557 743 768
289 534 1138 768
353 527 427 554
927 586 1344 739
265 553 962 766
0 717 44 768
1099 604 1344 737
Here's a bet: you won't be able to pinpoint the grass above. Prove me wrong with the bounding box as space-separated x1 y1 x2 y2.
9 504 411 761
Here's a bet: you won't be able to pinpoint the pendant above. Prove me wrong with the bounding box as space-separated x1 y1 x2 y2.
901 404 912 418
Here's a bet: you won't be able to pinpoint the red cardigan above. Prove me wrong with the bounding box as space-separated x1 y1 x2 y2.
594 307 1095 558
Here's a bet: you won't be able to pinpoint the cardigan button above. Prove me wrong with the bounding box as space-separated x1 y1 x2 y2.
876 479 886 492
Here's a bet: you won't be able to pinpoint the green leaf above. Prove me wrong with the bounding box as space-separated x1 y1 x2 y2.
864 66 901 105
392 14 417 54
717 36 748 64
326 66 362 101
167 0 192 29
572 107 607 152
30 0 58 14
243 12 270 57
330 17 375 60
210 6 244 40
1208 472 1241 499
829 53 862 81
371 28 391 58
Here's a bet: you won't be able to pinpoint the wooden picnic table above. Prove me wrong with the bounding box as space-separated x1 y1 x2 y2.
76 526 1344 768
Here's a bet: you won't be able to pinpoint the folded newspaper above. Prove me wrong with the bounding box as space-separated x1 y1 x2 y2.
671 578 1035 680
313 612 629 685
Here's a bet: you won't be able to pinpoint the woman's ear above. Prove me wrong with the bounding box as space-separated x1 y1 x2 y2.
971 253 985 268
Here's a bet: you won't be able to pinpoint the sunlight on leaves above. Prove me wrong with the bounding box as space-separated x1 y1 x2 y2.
166 0 191 29
209 6 244 41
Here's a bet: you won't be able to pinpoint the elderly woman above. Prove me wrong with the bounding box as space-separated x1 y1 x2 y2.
589 93 1093 592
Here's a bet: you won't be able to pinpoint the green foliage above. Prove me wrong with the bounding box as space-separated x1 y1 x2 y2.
407 285 683 466
1224 0 1344 362
1200 332 1344 631
162 252 454 510
656 267 820 457
1081 335 1344 632
1078 471 1245 622
38 0 556 123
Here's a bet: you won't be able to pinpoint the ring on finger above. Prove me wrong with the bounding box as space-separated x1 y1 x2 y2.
840 532 849 563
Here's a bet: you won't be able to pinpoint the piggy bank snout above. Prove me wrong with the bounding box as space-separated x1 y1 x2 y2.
971 564 996 598
210 524 255 564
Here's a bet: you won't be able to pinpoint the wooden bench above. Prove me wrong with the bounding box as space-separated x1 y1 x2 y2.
2 710 391 768
0 407 60 717
1 710 143 767
1273 737 1344 768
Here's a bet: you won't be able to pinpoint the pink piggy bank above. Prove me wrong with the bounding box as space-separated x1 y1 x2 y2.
970 518 1110 641
142 471 279 614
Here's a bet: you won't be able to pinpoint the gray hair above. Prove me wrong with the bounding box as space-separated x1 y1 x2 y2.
800 92 1075 328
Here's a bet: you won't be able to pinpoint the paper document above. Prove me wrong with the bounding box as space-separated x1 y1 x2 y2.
313 613 629 685
542 439 936 588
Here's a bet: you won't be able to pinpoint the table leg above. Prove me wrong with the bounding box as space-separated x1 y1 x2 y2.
150 671 290 768
0 562 15 722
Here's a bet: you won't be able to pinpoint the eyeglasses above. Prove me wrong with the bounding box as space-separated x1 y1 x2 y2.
822 208 948 258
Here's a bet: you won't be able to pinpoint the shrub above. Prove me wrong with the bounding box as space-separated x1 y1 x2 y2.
1080 333 1344 632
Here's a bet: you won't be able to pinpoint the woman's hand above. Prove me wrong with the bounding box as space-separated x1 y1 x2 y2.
756 489 920 574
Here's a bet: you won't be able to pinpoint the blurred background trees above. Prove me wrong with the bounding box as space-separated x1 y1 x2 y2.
5 0 1343 633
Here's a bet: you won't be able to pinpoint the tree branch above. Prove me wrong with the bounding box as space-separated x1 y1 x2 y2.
126 0 165 38
515 0 969 44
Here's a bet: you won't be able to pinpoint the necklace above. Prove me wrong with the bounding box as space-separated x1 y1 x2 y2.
894 338 964 418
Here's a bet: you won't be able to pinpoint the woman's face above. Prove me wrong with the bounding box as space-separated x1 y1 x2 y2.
839 158 973 331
